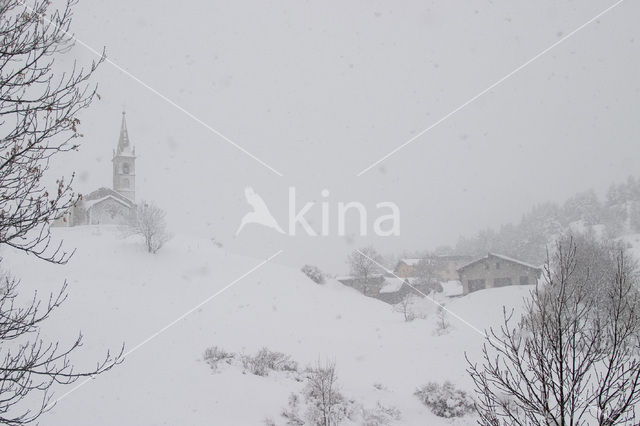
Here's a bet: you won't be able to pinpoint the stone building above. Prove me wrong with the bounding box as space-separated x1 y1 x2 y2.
56 112 137 226
457 253 541 294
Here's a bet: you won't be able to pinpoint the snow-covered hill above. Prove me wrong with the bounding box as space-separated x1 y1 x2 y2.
1 227 534 425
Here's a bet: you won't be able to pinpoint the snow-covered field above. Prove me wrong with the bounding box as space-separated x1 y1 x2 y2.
2 227 535 425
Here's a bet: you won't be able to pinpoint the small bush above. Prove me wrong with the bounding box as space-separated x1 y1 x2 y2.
281 393 305 425
304 361 351 426
372 382 386 391
243 348 298 376
361 402 401 425
203 346 234 371
301 265 325 284
434 306 451 335
414 381 474 418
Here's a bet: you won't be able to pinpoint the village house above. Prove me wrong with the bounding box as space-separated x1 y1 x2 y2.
56 112 137 226
393 258 421 278
336 275 424 305
336 274 386 298
457 253 541 295
393 255 473 282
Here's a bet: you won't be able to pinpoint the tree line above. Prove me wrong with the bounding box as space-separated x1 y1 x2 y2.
449 176 640 264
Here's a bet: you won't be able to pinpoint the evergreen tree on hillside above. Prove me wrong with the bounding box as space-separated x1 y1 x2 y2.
453 176 640 265
562 189 602 225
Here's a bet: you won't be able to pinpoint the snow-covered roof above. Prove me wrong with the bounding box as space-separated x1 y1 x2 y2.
336 273 385 280
397 256 472 268
334 275 353 281
84 194 134 210
457 253 541 272
489 253 542 270
379 277 406 294
398 258 422 266
84 187 129 201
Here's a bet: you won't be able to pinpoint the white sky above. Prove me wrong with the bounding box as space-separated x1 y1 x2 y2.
50 0 640 273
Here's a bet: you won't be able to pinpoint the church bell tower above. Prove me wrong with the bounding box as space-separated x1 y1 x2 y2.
112 111 136 202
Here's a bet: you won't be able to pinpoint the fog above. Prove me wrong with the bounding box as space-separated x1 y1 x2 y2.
51 0 640 272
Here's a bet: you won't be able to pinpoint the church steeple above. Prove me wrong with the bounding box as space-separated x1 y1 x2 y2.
116 111 133 155
112 111 136 202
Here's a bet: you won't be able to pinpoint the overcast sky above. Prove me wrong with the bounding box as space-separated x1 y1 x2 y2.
50 0 640 273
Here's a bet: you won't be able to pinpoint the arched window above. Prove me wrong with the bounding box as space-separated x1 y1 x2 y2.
122 163 130 174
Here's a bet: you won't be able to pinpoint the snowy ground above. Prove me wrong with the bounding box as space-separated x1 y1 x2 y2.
2 226 535 425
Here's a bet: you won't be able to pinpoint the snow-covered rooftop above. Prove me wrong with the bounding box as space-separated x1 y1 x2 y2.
83 194 133 210
398 258 422 266
379 277 406 293
458 253 541 271
488 253 542 270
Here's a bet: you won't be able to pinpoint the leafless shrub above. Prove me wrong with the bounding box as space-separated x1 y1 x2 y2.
130 201 170 253
281 393 305 425
303 361 350 426
242 348 298 377
434 305 451 335
372 383 386 391
393 294 417 322
301 265 325 284
361 402 401 425
272 360 363 426
203 346 234 371
414 381 474 418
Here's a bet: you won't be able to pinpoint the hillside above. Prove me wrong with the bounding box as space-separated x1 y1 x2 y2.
449 176 640 266
2 227 535 425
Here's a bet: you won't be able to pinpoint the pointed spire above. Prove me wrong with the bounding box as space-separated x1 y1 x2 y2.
118 110 130 152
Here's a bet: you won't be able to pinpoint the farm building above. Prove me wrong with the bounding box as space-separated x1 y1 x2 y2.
457 253 541 294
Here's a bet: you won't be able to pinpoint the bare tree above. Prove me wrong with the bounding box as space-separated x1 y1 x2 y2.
0 275 121 425
0 0 104 261
346 246 382 294
414 258 442 293
468 237 640 425
131 201 170 253
435 305 450 335
394 293 417 322
0 1 123 423
304 361 346 426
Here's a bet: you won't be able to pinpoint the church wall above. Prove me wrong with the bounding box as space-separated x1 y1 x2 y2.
88 199 133 225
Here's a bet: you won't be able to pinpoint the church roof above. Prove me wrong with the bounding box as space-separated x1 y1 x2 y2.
115 111 135 157
81 187 135 208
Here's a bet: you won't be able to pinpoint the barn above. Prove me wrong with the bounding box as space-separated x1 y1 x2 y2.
457 253 541 294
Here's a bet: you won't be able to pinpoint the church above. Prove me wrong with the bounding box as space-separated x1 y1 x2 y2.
57 112 137 226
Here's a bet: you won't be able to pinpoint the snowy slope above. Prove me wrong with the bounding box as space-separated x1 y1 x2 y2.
1 227 533 425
